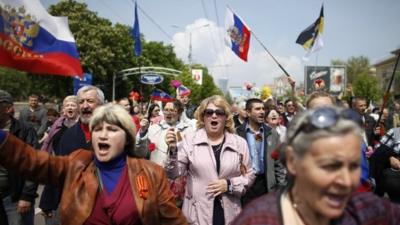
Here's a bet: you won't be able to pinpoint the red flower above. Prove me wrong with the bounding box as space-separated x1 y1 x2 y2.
148 143 156 152
271 150 279 160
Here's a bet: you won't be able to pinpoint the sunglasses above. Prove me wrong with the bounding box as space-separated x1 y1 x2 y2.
289 107 361 143
204 108 226 117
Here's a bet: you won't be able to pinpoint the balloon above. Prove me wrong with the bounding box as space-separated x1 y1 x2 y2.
260 85 272 100
170 80 182 88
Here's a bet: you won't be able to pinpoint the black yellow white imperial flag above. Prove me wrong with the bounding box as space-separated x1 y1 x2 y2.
296 5 324 60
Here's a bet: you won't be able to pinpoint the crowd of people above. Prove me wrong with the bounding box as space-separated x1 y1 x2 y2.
0 78 400 225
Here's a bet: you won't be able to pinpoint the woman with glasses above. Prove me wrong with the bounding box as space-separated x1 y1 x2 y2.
0 103 186 225
166 95 255 225
233 106 400 225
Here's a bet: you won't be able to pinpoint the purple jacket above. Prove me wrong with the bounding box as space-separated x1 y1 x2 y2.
232 190 400 225
168 128 256 225
40 116 66 153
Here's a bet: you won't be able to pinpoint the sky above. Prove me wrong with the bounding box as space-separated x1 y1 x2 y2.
40 0 400 88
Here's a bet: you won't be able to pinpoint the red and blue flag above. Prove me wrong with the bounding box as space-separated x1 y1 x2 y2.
0 0 83 78
150 89 174 102
225 8 251 62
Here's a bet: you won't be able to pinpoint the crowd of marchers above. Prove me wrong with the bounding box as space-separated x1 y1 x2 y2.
0 77 400 225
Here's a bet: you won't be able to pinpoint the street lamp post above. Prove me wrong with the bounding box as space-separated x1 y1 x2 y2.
187 24 209 71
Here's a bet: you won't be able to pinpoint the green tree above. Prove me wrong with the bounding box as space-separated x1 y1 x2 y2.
169 65 222 105
352 73 381 102
331 56 370 84
0 67 29 100
49 1 188 100
49 1 138 99
1 0 219 102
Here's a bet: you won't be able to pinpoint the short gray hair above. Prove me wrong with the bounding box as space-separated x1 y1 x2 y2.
281 107 362 159
77 85 105 105
89 103 137 157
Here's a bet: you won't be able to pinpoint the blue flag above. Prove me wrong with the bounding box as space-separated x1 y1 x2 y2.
132 1 141 56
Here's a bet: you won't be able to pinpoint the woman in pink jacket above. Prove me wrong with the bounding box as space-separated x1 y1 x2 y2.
166 95 256 225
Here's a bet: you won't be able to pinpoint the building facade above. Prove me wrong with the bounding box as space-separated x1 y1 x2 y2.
373 48 400 95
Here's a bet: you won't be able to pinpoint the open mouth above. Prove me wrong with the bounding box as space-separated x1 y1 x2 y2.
98 143 110 151
82 110 92 116
211 121 219 126
325 193 348 208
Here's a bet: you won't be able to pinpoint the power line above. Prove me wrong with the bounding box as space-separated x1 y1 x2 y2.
213 0 220 27
98 0 127 23
200 0 209 19
199 0 228 79
212 0 228 79
128 0 173 40
198 0 220 63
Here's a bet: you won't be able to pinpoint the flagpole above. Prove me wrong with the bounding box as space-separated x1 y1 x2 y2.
250 30 291 77
226 5 290 77
375 52 400 129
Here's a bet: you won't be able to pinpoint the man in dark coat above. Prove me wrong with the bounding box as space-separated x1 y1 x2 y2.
39 85 105 223
0 90 38 225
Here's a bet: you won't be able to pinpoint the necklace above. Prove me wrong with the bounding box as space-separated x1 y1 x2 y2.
212 138 224 154
288 191 308 225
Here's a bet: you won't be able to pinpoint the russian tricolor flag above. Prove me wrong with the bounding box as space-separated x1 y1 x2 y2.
225 8 251 62
0 0 83 78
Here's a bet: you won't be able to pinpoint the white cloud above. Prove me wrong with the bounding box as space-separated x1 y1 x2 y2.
171 18 304 88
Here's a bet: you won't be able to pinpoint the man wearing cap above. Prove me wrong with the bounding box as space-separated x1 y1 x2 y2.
0 90 38 225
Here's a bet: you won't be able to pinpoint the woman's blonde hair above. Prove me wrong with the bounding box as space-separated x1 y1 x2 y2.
63 95 78 106
89 103 138 157
194 95 235 133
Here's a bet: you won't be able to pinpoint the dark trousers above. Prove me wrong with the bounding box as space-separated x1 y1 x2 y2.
241 174 267 206
382 168 400 204
0 195 8 225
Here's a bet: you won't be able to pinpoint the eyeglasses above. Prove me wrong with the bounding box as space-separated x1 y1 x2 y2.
204 108 226 117
289 107 361 143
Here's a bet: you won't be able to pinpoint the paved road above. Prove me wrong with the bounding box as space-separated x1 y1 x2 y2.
34 185 45 225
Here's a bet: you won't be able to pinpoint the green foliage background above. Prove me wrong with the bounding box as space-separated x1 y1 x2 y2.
0 0 221 104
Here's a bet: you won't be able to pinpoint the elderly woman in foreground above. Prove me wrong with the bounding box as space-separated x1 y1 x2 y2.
0 103 186 225
166 95 255 225
233 106 400 225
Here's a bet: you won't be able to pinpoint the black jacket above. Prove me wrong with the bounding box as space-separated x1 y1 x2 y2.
57 121 90 156
364 114 377 146
7 117 39 202
39 120 90 212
